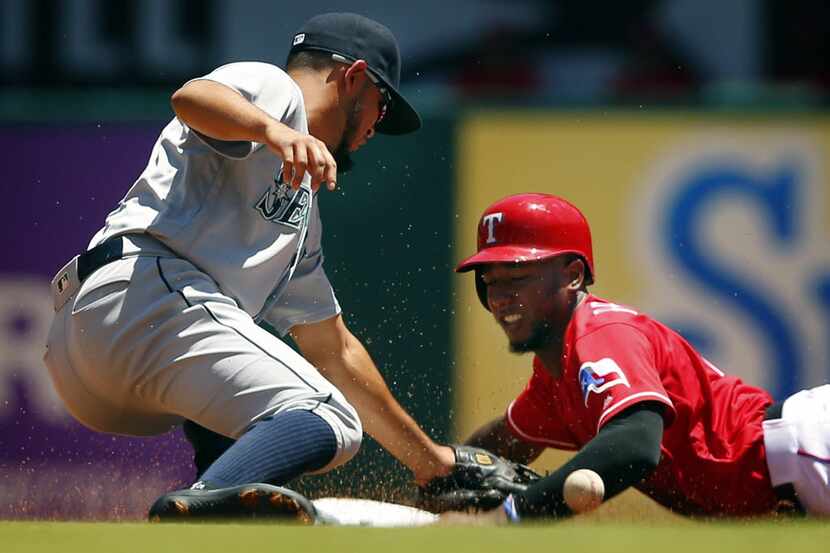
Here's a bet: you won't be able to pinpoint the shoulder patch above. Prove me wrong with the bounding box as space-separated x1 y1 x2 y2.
578 358 630 406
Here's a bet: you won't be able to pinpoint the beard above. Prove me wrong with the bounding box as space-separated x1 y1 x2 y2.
508 319 555 353
330 94 364 174
332 141 354 174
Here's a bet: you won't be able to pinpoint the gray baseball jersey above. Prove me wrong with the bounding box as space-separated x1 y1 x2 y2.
44 62 362 467
89 62 340 334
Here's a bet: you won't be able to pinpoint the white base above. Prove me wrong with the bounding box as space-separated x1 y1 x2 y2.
312 498 439 527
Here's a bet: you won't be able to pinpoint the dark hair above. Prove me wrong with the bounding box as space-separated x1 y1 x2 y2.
561 253 592 288
285 49 338 72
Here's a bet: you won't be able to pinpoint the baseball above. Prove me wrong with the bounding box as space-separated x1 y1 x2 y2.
563 469 605 513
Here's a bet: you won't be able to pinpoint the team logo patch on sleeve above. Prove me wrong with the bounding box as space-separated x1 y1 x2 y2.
578 358 630 406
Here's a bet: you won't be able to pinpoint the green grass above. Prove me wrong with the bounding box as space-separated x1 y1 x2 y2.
3 520 829 553
2 488 825 553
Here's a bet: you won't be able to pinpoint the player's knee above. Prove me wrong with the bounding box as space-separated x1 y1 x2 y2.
337 419 363 466
312 401 363 472
307 426 361 475
333 402 364 465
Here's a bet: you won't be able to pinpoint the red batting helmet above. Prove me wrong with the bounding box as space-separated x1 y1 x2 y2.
455 193 595 309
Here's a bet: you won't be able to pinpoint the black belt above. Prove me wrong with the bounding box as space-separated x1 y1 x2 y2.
77 238 127 282
764 401 805 515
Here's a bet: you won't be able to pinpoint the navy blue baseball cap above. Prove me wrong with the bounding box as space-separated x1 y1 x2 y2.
289 12 421 135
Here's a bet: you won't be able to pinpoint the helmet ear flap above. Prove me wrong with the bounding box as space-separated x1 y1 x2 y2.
475 269 490 311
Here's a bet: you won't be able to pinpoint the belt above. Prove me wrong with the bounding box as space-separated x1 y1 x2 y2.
51 234 174 312
77 237 126 282
764 401 805 515
78 233 176 282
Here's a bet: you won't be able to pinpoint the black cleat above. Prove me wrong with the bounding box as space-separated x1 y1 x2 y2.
148 483 318 523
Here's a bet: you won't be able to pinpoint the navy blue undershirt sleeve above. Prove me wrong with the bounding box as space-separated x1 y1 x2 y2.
514 402 664 519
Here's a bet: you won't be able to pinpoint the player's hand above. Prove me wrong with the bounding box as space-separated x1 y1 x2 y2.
418 445 541 512
412 444 456 487
262 121 337 192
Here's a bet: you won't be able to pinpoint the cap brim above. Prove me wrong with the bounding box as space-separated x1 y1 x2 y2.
455 246 562 273
374 84 421 135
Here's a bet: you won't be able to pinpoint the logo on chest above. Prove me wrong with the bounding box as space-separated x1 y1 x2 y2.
255 170 311 229
578 358 630 407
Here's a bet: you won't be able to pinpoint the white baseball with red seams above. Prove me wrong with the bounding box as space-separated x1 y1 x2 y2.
563 469 605 513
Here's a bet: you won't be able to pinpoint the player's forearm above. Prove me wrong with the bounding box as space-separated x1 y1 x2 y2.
465 416 544 465
315 333 453 483
515 404 663 519
171 79 276 143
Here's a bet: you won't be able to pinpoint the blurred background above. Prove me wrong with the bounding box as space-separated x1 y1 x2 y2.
2 0 829 520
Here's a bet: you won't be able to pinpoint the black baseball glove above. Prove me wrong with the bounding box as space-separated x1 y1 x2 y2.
418 445 541 512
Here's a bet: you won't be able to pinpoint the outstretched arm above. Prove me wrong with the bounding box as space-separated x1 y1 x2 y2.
444 402 664 524
290 314 455 485
465 415 545 466
513 402 663 519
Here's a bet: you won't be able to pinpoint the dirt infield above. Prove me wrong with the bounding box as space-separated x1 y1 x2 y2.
0 464 189 520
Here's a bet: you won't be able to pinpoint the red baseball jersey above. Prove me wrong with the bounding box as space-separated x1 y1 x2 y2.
506 294 778 516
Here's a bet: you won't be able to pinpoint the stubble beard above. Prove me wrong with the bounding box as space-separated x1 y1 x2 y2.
508 319 555 354
331 95 363 174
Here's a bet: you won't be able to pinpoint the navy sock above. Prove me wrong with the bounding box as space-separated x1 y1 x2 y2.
198 409 337 488
182 420 236 479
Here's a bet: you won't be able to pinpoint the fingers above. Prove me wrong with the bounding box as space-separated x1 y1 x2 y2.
319 140 337 191
308 144 326 189
279 149 293 187
272 132 337 191
290 142 307 189
307 139 337 192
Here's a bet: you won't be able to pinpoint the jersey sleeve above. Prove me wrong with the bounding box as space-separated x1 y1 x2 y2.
185 62 301 159
506 367 580 450
262 199 341 335
574 323 675 432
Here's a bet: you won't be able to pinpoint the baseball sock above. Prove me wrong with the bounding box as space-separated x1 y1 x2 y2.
197 409 338 488
182 420 236 478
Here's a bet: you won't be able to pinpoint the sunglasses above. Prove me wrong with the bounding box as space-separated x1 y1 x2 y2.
331 53 392 126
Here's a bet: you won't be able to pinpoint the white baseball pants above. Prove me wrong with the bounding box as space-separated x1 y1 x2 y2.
764 384 830 515
44 252 362 473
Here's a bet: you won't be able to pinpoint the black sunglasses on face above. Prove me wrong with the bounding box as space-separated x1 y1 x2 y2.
331 53 392 126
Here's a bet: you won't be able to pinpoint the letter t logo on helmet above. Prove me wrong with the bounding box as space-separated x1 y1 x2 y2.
455 193 596 310
482 212 504 244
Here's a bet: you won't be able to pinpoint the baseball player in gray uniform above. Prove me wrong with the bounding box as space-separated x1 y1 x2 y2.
43 13 456 521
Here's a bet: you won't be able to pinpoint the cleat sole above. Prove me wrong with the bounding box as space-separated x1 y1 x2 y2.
148 484 317 523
